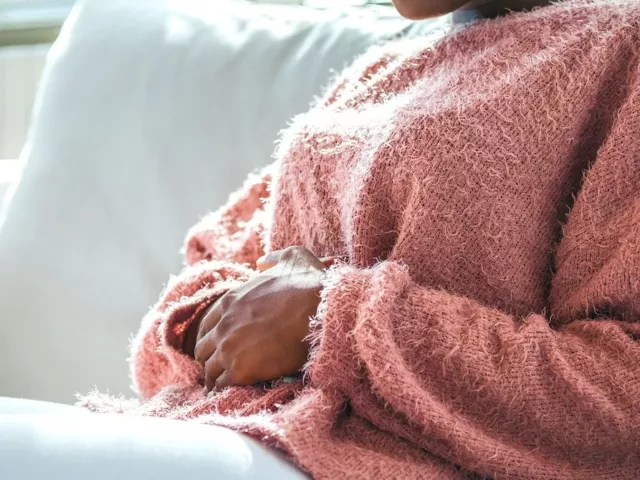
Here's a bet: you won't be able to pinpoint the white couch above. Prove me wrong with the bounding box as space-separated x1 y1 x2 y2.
0 0 446 403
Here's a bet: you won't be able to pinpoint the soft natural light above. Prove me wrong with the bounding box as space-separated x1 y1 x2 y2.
0 159 20 205
165 15 198 44
0 160 19 180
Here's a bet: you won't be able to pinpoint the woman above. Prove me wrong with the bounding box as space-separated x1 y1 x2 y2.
82 0 640 478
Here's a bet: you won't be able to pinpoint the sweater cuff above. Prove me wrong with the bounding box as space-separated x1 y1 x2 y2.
131 261 253 397
161 281 233 353
159 261 253 353
305 262 414 396
305 265 371 393
158 277 246 386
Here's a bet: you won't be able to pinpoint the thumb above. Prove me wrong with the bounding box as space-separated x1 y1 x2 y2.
256 250 284 272
256 249 336 272
319 256 335 268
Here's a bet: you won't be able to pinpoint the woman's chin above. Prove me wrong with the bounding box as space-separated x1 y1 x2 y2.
392 0 465 20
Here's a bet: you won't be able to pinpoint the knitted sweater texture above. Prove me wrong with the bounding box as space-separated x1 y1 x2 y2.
81 1 640 478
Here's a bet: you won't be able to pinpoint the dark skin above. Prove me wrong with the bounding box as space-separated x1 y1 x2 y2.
185 0 554 392
394 0 552 21
186 247 333 390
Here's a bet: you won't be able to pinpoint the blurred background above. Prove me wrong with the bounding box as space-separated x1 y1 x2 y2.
0 0 444 403
1 1 75 164
0 0 394 164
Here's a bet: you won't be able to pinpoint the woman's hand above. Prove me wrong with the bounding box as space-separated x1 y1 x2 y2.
194 247 333 391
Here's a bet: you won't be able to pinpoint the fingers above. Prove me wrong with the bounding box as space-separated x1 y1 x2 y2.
194 301 223 364
213 370 235 390
204 352 224 391
204 354 245 392
200 297 224 337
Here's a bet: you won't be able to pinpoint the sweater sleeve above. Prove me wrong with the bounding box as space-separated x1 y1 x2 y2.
306 87 640 478
309 262 640 478
130 165 273 399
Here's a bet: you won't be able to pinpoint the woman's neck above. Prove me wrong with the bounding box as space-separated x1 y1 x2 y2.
452 0 553 24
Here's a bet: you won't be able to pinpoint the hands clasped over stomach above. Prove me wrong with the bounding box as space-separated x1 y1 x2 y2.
193 247 334 391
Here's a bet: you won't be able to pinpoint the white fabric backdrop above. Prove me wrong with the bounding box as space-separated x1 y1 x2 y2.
0 0 446 402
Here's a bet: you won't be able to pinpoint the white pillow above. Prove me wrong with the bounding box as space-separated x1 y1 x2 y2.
0 0 447 402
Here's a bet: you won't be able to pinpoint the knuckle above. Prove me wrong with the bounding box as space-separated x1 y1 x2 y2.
219 291 234 310
229 358 249 385
246 303 259 321
196 321 207 343
194 349 203 365
213 313 233 338
216 337 234 357
194 344 204 363
194 338 211 364
206 351 224 372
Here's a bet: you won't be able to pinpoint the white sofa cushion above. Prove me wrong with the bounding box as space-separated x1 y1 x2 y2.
0 397 305 480
0 0 447 402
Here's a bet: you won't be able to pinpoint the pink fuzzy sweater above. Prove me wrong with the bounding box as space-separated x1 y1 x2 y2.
81 1 640 478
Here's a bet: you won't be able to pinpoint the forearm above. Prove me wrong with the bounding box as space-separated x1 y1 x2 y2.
309 262 640 478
